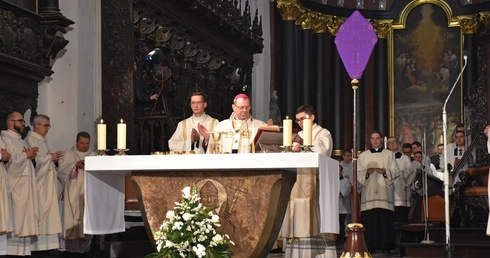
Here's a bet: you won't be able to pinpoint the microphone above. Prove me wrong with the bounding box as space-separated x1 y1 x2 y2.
441 50 468 252
445 52 468 106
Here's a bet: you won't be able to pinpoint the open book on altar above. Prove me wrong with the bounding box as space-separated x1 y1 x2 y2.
253 125 299 153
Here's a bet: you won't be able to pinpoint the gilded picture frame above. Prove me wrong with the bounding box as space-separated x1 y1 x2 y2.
389 1 463 156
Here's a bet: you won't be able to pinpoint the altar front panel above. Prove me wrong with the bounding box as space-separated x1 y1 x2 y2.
132 169 295 258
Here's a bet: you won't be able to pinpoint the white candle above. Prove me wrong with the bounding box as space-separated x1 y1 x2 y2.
117 119 127 150
440 134 444 144
283 116 292 147
303 115 312 146
384 136 387 148
97 119 106 150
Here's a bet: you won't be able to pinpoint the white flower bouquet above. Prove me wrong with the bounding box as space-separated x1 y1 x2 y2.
145 186 234 258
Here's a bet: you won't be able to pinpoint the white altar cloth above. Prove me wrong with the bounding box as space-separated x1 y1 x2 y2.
83 153 339 235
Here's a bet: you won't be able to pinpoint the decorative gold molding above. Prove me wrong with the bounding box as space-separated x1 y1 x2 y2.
393 0 460 29
302 11 319 30
311 12 330 34
458 14 480 34
332 149 343 157
480 11 490 24
372 20 393 39
296 7 308 27
326 16 344 36
340 251 372 258
276 1 301 21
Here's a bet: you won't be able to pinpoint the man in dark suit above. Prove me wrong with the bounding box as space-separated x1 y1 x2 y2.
430 143 444 170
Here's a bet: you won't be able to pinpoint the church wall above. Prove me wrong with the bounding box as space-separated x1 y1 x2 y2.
37 0 102 152
251 1 271 122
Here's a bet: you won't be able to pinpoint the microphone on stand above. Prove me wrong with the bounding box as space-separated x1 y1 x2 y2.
442 51 468 254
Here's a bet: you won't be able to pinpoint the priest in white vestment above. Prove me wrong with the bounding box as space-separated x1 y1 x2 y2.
25 114 63 251
168 91 218 153
2 111 39 256
206 94 269 154
57 132 96 254
0 138 13 255
282 104 336 258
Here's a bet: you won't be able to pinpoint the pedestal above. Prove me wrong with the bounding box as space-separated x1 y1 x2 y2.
132 169 296 258
341 223 371 258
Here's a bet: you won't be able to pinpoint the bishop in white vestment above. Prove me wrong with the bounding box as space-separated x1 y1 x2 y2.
207 94 268 154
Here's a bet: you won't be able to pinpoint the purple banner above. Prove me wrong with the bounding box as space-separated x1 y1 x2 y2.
335 11 378 79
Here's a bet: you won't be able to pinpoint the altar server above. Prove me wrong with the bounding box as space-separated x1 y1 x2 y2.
357 130 398 253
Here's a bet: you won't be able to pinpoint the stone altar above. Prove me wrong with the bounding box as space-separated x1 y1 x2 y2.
83 153 338 257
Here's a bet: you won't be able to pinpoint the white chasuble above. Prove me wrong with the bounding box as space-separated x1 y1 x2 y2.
0 138 12 234
1 130 39 237
58 146 96 240
26 131 62 234
208 113 266 154
1 129 38 256
168 114 218 153
26 131 62 250
297 124 333 157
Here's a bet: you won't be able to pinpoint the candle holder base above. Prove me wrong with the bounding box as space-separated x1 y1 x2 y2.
303 145 313 152
281 146 292 153
97 149 108 156
114 149 129 156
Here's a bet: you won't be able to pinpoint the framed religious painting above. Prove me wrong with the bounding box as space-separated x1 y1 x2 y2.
389 1 463 156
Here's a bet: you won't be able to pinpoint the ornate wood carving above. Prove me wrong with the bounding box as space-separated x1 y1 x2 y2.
465 45 490 167
101 0 134 152
0 1 72 127
126 0 263 153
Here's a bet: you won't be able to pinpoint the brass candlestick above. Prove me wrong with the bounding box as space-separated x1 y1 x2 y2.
114 149 129 156
282 145 292 152
303 145 313 152
97 149 108 156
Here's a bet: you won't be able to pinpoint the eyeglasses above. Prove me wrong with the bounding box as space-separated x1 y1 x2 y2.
37 123 51 129
190 101 205 105
234 104 250 110
295 117 307 123
11 119 25 124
